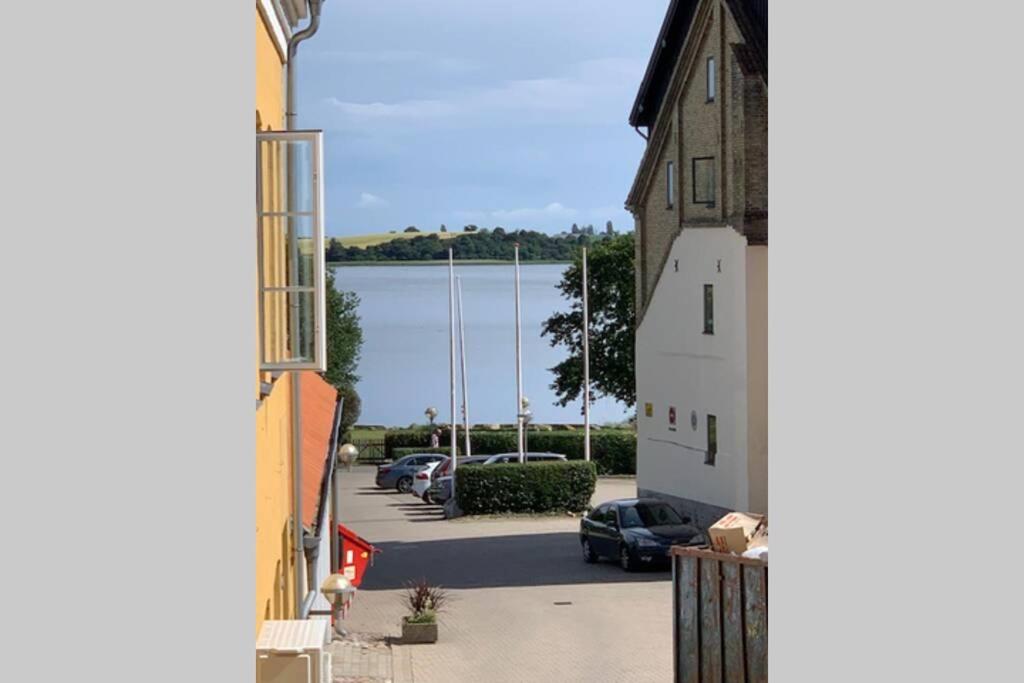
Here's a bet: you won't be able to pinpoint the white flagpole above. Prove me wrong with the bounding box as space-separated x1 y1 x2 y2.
457 276 472 458
582 247 591 462
514 243 524 463
448 249 458 495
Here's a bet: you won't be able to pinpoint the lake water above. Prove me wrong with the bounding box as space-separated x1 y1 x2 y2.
330 263 631 427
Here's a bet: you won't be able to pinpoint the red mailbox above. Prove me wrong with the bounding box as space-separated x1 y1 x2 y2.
337 523 379 588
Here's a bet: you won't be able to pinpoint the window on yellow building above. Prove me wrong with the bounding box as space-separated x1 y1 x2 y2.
256 130 327 372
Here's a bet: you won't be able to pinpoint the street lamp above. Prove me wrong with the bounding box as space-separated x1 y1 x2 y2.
522 408 533 454
425 406 438 426
320 573 357 638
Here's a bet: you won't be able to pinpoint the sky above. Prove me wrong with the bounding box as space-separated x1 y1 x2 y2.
294 0 671 237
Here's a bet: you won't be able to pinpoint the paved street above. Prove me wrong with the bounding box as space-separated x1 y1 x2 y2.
330 466 673 683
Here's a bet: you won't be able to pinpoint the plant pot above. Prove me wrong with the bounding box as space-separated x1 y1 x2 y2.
401 617 438 644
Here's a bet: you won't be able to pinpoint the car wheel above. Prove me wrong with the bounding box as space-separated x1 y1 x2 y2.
582 538 597 563
620 545 636 572
396 476 413 493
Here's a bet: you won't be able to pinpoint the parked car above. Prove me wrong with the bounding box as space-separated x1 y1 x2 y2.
411 460 443 500
424 456 490 504
480 452 568 465
375 453 447 493
579 498 705 571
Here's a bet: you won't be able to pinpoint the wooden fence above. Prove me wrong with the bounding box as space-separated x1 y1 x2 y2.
671 546 768 683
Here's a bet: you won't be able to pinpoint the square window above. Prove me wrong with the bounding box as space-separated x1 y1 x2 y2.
666 160 675 208
707 56 716 102
705 415 717 466
692 157 715 206
703 284 714 334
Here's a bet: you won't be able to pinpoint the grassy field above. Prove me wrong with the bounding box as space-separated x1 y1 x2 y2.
331 231 461 249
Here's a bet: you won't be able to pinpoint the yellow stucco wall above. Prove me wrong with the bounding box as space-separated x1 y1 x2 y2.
255 4 293 637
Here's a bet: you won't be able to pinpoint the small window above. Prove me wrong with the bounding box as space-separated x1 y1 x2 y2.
666 160 675 208
706 415 717 466
692 156 715 206
703 284 714 334
706 56 716 102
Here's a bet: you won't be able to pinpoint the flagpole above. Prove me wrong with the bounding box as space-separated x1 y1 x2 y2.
448 249 458 496
582 247 591 462
514 243 524 463
457 276 472 458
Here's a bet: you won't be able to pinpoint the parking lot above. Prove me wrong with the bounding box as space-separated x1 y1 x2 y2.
331 465 673 683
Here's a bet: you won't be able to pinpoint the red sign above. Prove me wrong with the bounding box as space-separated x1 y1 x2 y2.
668 406 676 425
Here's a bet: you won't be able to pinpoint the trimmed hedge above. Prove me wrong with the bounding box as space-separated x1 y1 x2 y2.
384 428 635 474
455 461 597 514
391 446 456 460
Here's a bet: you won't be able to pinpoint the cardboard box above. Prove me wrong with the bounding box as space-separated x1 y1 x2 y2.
709 512 766 554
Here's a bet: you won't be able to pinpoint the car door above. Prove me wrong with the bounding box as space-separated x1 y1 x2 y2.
587 504 615 557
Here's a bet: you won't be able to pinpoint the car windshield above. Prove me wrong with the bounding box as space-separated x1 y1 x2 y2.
619 503 685 528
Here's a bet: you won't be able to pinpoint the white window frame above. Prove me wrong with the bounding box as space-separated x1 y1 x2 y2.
256 129 327 373
666 160 675 208
707 56 716 102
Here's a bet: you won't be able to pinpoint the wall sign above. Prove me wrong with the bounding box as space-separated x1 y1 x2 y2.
644 402 653 418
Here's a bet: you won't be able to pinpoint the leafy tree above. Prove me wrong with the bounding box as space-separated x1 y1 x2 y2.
324 269 363 391
542 233 635 407
463 224 478 232
404 226 419 233
337 384 362 437
440 224 447 232
605 220 614 235
571 223 580 234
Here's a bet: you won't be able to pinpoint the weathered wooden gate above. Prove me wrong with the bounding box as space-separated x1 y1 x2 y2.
671 547 768 683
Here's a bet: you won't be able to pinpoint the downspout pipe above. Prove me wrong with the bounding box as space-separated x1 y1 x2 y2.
286 0 324 131
285 0 325 620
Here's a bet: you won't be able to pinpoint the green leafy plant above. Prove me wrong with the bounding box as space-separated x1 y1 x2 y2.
455 461 597 515
403 579 449 624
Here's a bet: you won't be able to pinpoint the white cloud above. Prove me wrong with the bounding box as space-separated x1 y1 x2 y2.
455 202 578 224
324 57 645 131
355 192 388 208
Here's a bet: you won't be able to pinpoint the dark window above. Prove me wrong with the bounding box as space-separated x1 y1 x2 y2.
706 415 717 466
666 160 675 208
707 56 716 102
620 503 685 528
590 505 607 524
703 284 714 334
692 157 715 206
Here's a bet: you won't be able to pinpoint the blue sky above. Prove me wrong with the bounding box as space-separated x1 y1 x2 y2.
295 0 670 237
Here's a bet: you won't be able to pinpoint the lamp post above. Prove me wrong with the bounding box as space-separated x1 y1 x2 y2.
522 408 533 454
333 443 358 576
319 573 356 639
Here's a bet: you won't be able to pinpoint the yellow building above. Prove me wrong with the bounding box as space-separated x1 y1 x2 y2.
255 0 337 636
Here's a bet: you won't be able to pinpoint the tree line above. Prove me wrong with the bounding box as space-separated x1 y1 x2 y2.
326 228 615 263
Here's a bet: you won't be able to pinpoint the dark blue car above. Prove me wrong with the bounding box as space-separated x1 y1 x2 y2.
579 498 706 571
375 454 447 493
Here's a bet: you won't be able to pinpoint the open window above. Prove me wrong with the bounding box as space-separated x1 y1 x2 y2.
256 130 326 372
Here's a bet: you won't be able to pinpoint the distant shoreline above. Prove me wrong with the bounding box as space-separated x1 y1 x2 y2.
328 259 572 267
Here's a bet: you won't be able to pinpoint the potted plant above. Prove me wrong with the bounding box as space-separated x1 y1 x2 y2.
400 579 449 644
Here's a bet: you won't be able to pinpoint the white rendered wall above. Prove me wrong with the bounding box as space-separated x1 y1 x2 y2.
636 226 750 512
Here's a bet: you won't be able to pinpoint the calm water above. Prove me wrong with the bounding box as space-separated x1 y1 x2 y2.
331 263 631 427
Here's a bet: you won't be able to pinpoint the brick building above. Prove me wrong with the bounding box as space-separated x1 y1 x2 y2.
625 0 767 528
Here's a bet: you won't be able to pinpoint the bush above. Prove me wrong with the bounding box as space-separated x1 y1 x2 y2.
384 428 636 474
455 461 597 514
391 447 456 460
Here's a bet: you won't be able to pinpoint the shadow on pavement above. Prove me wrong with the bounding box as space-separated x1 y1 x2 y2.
358 532 670 590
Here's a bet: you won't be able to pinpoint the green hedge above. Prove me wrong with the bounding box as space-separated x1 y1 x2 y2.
384 428 636 474
455 461 597 514
391 446 456 460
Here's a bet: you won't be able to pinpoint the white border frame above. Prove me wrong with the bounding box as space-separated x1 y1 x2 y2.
256 129 326 373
